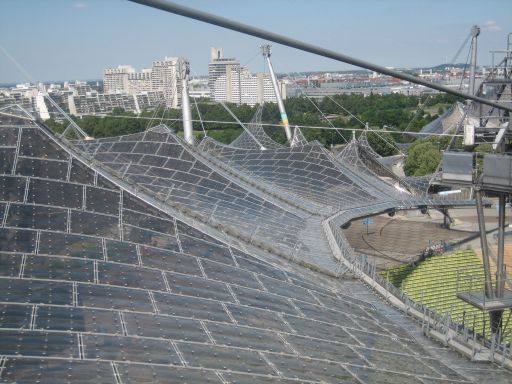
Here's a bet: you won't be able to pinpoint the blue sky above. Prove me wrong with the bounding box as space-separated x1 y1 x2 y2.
0 0 510 83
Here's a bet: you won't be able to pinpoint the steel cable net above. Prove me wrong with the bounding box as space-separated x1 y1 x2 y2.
199 133 416 215
1 105 508 383
336 133 430 196
230 104 283 150
0 103 496 383
72 127 312 263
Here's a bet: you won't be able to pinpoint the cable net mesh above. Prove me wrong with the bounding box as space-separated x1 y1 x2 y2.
230 105 283 150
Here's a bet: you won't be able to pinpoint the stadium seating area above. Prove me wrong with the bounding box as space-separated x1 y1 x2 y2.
382 250 512 343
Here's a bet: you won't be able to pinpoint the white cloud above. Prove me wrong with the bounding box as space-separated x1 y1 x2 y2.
75 3 87 9
483 21 502 31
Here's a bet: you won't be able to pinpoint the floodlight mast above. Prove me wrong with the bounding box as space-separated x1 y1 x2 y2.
127 0 512 113
261 45 292 142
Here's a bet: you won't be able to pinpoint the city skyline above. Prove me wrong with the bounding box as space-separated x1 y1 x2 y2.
1 0 511 84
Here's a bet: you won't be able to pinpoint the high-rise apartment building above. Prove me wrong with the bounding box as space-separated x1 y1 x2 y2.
208 47 240 92
103 65 135 93
151 57 181 108
213 68 280 106
103 57 185 108
127 68 152 94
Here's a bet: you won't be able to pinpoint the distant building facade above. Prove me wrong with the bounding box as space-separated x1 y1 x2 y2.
103 65 135 94
208 47 241 92
209 48 285 106
214 68 285 106
103 57 185 108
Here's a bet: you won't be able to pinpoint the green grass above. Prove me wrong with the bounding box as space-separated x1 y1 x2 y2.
381 250 512 343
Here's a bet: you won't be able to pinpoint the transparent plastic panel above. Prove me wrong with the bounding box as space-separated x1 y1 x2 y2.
230 286 298 315
232 253 287 281
354 347 441 377
201 259 261 289
263 353 359 383
77 283 153 312
18 128 68 160
313 292 373 319
283 314 360 346
1 358 117 384
205 322 291 353
122 311 208 342
153 292 230 322
0 303 32 329
98 262 166 291
0 228 37 253
69 158 95 186
258 275 316 303
176 220 222 244
105 239 138 265
122 226 178 251
346 328 413 355
83 334 180 365
85 187 120 215
0 252 22 277
166 272 234 302
0 278 73 305
292 300 361 330
140 246 202 276
122 209 175 234
0 147 15 174
222 373 301 384
115 363 222 384
0 175 26 202
0 330 78 358
0 126 19 146
96 174 118 190
180 235 234 265
38 232 104 260
23 255 95 282
176 342 274 375
27 178 83 209
422 358 469 381
110 141 136 153
346 365 424 384
35 305 122 334
15 157 68 181
6 203 68 231
226 304 290 333
71 211 119 238
284 334 365 365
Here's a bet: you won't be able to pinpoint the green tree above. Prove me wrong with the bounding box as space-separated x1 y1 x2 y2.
403 136 449 176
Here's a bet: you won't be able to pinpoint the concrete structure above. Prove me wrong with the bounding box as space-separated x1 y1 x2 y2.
103 65 135 93
104 57 184 108
208 47 241 92
213 68 279 106
151 56 181 108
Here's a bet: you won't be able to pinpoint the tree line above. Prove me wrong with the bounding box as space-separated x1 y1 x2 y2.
44 93 462 175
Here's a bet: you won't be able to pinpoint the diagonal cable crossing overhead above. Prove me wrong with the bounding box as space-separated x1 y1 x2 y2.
128 0 512 113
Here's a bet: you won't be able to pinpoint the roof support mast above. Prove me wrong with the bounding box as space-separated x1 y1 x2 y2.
180 58 194 145
261 44 292 143
469 25 480 96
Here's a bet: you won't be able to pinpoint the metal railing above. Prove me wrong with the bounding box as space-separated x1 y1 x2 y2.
324 210 512 368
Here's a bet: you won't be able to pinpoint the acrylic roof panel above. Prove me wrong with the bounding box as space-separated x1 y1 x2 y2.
230 105 283 150
73 126 309 259
198 136 411 213
0 114 492 383
336 138 422 195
